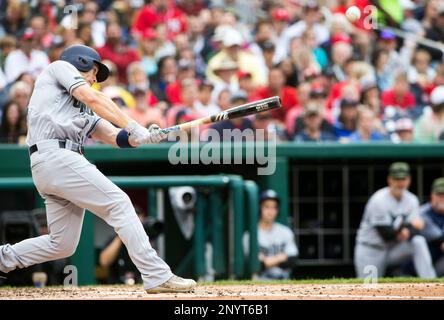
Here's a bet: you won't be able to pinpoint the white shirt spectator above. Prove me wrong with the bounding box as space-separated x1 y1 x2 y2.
4 49 50 84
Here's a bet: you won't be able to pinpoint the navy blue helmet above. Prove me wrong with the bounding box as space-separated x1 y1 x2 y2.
60 45 109 83
259 189 280 204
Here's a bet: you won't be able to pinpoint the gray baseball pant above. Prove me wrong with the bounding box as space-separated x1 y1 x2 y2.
354 235 437 279
0 142 173 289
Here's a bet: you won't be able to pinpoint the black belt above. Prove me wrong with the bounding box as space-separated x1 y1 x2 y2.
29 140 84 156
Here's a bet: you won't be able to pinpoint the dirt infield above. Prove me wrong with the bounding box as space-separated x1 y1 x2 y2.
1 282 444 300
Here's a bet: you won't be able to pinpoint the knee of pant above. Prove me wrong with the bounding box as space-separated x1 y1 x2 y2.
51 237 78 258
111 193 135 216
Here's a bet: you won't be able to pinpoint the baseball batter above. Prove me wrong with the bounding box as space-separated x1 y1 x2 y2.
0 45 196 293
354 162 436 279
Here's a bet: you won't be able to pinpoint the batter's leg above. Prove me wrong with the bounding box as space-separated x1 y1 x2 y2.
45 150 173 289
354 244 387 278
0 195 84 273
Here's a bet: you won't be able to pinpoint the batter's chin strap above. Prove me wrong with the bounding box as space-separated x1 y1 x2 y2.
116 129 135 148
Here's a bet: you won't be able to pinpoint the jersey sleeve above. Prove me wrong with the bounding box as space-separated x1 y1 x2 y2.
406 196 421 223
49 60 87 95
283 228 299 257
366 197 392 226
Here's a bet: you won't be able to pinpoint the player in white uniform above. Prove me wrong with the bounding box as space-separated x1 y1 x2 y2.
354 162 436 279
0 45 196 293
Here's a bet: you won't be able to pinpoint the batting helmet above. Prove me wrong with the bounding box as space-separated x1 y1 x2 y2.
60 45 109 83
259 189 280 204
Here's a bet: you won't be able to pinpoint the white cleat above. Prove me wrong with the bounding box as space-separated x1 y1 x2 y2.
146 275 197 294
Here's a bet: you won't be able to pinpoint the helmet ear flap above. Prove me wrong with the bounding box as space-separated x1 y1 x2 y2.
78 57 88 67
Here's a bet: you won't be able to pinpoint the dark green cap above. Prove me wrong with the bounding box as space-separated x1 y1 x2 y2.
389 162 410 179
432 177 444 194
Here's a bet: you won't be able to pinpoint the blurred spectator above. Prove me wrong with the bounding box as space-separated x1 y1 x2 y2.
150 56 178 103
209 90 253 139
254 67 298 123
97 22 140 84
211 57 239 102
60 1 106 47
283 1 330 50
329 41 353 82
354 162 436 279
195 80 219 117
349 107 387 142
414 86 444 143
126 62 150 97
137 28 158 77
0 0 28 38
393 118 414 143
166 59 196 105
9 81 32 120
333 98 359 141
419 177 444 277
166 79 201 127
408 49 436 89
0 101 25 144
0 36 16 70
125 87 165 129
132 0 187 41
4 28 49 84
29 15 52 50
294 102 337 143
301 28 329 70
47 36 65 63
207 28 266 87
243 190 298 280
422 3 444 62
237 71 256 100
360 76 381 116
381 71 417 111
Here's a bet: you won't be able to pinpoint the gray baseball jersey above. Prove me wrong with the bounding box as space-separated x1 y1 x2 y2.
356 187 420 248
26 60 101 146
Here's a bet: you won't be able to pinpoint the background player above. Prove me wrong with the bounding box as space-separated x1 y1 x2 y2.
0 45 196 293
354 162 436 279
244 189 298 280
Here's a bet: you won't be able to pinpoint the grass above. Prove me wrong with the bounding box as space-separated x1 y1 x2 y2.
1 277 443 290
199 277 444 286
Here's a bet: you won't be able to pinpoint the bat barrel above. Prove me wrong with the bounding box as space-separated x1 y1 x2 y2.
223 96 282 120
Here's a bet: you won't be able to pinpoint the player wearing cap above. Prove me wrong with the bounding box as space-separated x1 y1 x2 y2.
243 190 298 280
354 162 436 278
419 178 444 277
0 44 196 293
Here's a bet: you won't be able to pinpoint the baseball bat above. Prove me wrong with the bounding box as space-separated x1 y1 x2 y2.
159 96 282 134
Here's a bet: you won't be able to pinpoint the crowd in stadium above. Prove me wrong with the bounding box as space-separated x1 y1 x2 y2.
0 0 444 144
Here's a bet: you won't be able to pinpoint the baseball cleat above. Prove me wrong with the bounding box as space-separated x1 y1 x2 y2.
146 275 197 294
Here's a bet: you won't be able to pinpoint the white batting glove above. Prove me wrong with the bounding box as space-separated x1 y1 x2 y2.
125 120 150 146
145 124 168 144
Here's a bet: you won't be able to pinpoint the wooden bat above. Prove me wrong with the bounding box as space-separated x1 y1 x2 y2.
159 96 282 134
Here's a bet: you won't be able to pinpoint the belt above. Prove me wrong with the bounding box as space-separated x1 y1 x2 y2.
29 140 84 156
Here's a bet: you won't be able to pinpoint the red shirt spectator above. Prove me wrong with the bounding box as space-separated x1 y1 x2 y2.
132 0 188 41
381 72 417 110
381 89 416 110
97 23 140 84
254 67 298 122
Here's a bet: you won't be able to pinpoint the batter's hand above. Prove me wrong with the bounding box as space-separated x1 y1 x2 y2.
125 120 150 146
146 124 168 143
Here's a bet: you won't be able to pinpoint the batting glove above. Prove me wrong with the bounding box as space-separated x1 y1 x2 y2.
146 124 168 143
125 120 150 146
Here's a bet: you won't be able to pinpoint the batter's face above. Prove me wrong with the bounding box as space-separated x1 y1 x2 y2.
260 199 279 224
80 65 99 86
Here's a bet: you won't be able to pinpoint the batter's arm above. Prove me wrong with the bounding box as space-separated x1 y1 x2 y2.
72 83 132 129
91 118 138 147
